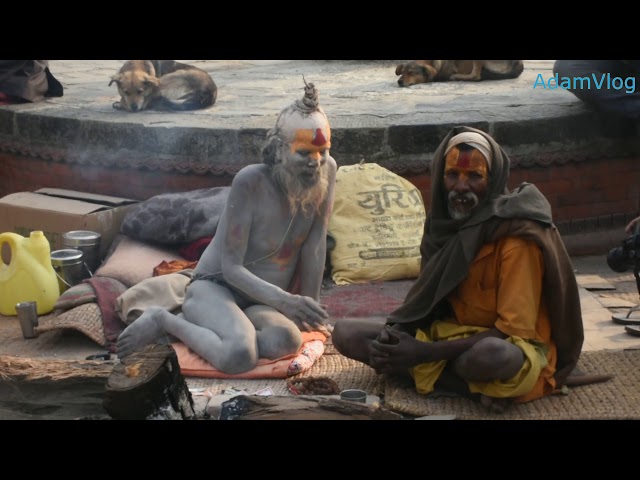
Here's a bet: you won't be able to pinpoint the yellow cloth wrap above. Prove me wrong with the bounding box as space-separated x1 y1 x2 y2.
411 320 548 399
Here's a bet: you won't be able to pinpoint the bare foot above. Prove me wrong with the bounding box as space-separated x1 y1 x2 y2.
116 314 165 359
480 394 513 414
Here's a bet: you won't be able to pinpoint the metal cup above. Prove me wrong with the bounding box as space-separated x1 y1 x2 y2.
15 301 38 339
340 389 367 403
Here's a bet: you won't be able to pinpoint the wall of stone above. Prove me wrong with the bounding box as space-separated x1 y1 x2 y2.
2 149 637 228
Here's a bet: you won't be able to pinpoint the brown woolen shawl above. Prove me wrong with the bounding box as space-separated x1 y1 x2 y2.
387 126 583 386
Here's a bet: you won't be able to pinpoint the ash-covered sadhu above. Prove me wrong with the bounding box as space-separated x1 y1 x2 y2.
331 125 584 411
117 79 337 374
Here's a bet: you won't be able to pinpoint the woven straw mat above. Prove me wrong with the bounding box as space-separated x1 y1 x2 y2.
384 349 640 420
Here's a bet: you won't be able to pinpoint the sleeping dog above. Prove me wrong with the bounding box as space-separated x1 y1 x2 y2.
395 60 524 87
109 60 217 112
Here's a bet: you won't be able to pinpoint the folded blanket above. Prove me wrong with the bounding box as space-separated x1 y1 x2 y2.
36 277 128 353
120 187 230 245
116 271 192 325
85 277 128 351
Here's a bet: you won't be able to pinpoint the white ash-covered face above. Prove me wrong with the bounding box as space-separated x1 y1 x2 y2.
274 109 332 185
272 110 332 215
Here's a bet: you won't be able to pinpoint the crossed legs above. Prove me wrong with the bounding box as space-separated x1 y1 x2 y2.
332 318 524 401
116 279 302 375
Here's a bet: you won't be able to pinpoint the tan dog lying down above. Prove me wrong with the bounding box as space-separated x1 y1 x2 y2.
109 60 217 111
396 60 524 87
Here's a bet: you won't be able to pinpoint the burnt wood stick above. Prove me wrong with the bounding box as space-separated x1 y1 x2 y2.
103 344 195 420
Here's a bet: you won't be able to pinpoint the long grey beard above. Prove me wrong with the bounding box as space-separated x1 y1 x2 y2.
272 163 328 217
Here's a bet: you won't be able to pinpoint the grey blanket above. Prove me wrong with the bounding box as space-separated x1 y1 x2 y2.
120 187 230 245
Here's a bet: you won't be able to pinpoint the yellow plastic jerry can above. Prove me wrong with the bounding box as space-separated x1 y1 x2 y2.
0 231 60 316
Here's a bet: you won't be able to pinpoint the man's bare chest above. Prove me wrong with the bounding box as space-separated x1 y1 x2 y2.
248 211 315 254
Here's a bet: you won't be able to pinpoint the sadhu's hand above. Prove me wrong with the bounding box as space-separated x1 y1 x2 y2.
370 325 429 375
375 322 405 344
281 294 332 336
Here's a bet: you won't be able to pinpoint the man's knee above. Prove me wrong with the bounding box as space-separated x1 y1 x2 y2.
332 318 383 362
454 337 523 382
258 324 302 359
331 320 349 355
217 340 258 374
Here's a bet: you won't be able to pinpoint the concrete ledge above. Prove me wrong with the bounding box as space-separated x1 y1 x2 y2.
2 60 639 176
0 60 638 255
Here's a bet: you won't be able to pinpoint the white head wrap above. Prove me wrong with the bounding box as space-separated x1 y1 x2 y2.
444 132 492 170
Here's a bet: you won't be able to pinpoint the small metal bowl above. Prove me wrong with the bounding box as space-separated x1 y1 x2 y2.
340 389 367 403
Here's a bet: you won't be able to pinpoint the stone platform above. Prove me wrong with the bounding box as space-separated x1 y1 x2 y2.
1 60 639 254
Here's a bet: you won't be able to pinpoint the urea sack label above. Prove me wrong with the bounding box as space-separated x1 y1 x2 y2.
329 163 425 285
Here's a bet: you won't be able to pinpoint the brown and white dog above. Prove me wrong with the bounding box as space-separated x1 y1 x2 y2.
109 60 217 112
395 60 524 87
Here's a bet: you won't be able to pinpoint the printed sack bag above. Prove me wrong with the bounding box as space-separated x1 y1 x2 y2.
329 163 425 285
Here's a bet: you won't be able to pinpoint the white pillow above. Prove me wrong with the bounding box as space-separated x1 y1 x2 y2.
94 235 184 287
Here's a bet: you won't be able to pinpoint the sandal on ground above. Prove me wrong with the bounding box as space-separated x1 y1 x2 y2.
625 325 640 337
612 304 640 325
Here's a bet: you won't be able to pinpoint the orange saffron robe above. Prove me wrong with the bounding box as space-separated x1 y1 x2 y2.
446 236 557 402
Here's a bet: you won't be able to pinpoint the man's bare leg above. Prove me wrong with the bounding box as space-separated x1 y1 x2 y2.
245 304 303 359
117 306 171 358
179 280 260 373
117 306 258 374
332 317 386 365
453 337 524 382
117 307 217 360
453 336 525 412
118 280 260 374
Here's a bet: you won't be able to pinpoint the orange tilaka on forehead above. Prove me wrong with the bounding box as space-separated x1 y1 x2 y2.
445 148 488 177
289 127 331 152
